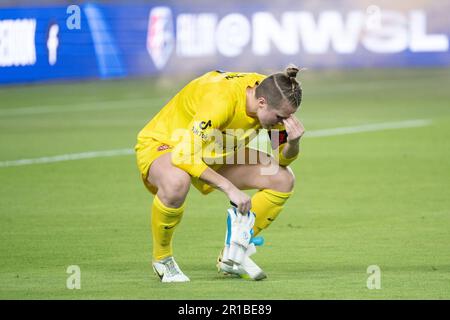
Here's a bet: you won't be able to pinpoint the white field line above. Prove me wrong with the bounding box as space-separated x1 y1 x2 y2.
305 119 433 138
0 149 134 168
2 71 447 117
0 97 167 116
0 119 432 168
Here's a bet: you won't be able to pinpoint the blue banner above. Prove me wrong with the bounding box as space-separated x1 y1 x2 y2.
1 1 449 84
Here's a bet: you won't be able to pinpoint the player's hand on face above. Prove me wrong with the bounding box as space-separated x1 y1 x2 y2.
227 186 252 214
283 115 305 144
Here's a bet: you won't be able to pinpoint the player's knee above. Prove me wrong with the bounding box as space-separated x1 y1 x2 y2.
268 166 295 192
157 171 191 208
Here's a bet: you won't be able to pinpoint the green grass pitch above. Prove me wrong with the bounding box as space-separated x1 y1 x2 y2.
0 68 449 299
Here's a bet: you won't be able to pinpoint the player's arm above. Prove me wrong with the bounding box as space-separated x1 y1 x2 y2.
170 90 233 177
170 91 252 213
269 115 305 166
199 167 251 214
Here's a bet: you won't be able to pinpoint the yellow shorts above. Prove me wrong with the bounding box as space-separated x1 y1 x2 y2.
135 138 222 195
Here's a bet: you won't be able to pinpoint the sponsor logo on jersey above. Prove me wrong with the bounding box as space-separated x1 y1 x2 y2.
157 144 172 151
199 120 212 130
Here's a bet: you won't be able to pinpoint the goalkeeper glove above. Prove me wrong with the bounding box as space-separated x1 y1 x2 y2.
222 207 255 265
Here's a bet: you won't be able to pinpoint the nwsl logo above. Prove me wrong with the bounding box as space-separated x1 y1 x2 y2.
147 7 175 70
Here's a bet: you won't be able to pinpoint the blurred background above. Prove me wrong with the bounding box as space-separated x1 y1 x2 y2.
1 0 449 84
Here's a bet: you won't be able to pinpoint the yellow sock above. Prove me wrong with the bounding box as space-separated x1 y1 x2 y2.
251 189 293 236
151 195 185 261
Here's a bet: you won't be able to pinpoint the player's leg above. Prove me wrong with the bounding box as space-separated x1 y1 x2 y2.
217 148 295 236
146 152 191 282
147 152 190 260
215 149 294 280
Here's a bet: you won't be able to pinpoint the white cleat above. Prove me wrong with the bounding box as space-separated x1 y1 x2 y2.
240 256 267 281
152 256 190 283
217 249 267 281
217 260 246 277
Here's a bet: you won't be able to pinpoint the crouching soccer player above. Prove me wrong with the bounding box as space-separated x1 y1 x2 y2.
135 66 305 282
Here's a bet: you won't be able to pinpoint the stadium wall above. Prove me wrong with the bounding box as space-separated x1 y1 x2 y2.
0 0 449 84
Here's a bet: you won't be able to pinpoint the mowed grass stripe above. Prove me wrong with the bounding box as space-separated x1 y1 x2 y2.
0 119 432 168
0 97 167 117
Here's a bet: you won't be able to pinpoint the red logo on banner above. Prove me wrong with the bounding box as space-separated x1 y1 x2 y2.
147 7 174 70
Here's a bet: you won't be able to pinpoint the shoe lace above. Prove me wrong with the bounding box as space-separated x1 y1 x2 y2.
164 258 181 277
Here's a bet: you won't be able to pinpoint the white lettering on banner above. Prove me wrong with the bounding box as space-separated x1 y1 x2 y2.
362 11 409 53
0 19 36 67
47 24 59 65
409 11 449 52
252 12 299 55
365 5 382 30
216 14 251 57
170 9 448 60
176 13 217 57
296 11 364 54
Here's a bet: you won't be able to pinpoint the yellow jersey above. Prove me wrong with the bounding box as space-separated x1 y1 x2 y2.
136 70 295 178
